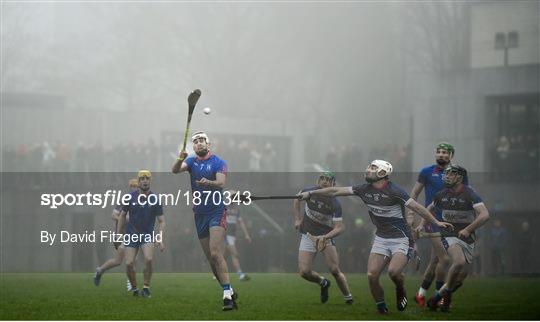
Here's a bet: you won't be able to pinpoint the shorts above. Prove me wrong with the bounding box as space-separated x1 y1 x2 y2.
442 237 475 264
299 233 335 253
194 210 227 239
225 235 236 246
371 235 413 259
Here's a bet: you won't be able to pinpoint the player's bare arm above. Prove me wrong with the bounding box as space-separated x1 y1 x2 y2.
117 210 127 234
458 203 490 239
407 181 425 226
171 150 189 173
156 215 165 252
322 220 345 240
196 172 226 188
298 186 353 200
406 199 453 230
238 217 252 243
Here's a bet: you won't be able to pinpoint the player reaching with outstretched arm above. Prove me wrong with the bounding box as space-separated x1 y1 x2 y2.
299 160 453 314
117 170 165 298
94 178 139 288
409 142 464 306
293 171 353 305
425 165 489 312
172 131 238 311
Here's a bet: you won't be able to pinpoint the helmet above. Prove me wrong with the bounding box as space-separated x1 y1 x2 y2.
318 170 336 185
444 164 467 178
192 131 210 143
137 169 152 179
368 160 393 178
436 142 455 156
443 164 467 187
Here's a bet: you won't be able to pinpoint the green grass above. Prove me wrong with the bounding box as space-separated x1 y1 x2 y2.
1 273 539 320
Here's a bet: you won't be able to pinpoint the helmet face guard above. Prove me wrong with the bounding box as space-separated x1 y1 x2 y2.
443 165 467 188
317 171 336 187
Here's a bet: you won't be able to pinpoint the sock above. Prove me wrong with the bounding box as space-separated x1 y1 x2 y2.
319 277 327 287
236 270 244 276
143 285 149 289
435 281 444 291
452 282 463 293
418 287 428 296
376 301 387 311
432 287 450 302
344 294 353 301
421 279 432 290
95 267 103 275
222 284 232 299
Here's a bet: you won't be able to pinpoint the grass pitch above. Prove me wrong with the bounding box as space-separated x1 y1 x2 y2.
1 273 539 320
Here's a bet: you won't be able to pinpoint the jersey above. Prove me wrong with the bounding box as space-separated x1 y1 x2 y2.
432 185 483 244
226 203 240 236
184 153 228 215
350 181 412 239
121 190 163 235
300 186 342 236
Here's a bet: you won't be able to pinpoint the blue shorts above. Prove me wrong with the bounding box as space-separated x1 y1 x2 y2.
194 210 227 239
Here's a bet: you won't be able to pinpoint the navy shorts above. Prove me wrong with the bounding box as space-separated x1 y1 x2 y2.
194 210 227 239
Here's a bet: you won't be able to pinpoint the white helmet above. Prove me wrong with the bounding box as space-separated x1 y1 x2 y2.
368 159 393 178
191 131 210 143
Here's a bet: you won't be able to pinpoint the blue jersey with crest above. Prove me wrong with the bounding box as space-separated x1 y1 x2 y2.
351 181 412 239
185 153 228 215
121 190 163 234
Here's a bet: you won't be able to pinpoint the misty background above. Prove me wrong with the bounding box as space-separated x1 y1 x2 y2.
1 2 539 275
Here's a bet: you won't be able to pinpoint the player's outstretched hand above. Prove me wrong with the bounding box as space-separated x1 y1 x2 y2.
297 192 310 201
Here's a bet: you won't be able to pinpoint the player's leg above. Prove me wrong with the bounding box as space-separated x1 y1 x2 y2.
226 237 249 281
200 237 221 283
416 243 438 305
387 252 409 311
428 240 470 312
323 244 353 304
94 244 125 286
125 245 140 296
209 226 230 285
433 237 450 290
367 252 390 313
140 242 155 298
298 234 331 303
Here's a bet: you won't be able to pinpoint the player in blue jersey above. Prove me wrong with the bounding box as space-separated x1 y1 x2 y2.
408 142 466 306
94 178 139 288
425 165 490 312
172 131 237 311
293 171 353 305
224 198 252 281
299 160 453 314
118 170 165 298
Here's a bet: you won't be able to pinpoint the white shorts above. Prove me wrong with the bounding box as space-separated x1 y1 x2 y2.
370 235 413 259
299 233 335 253
225 235 236 246
442 237 474 264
